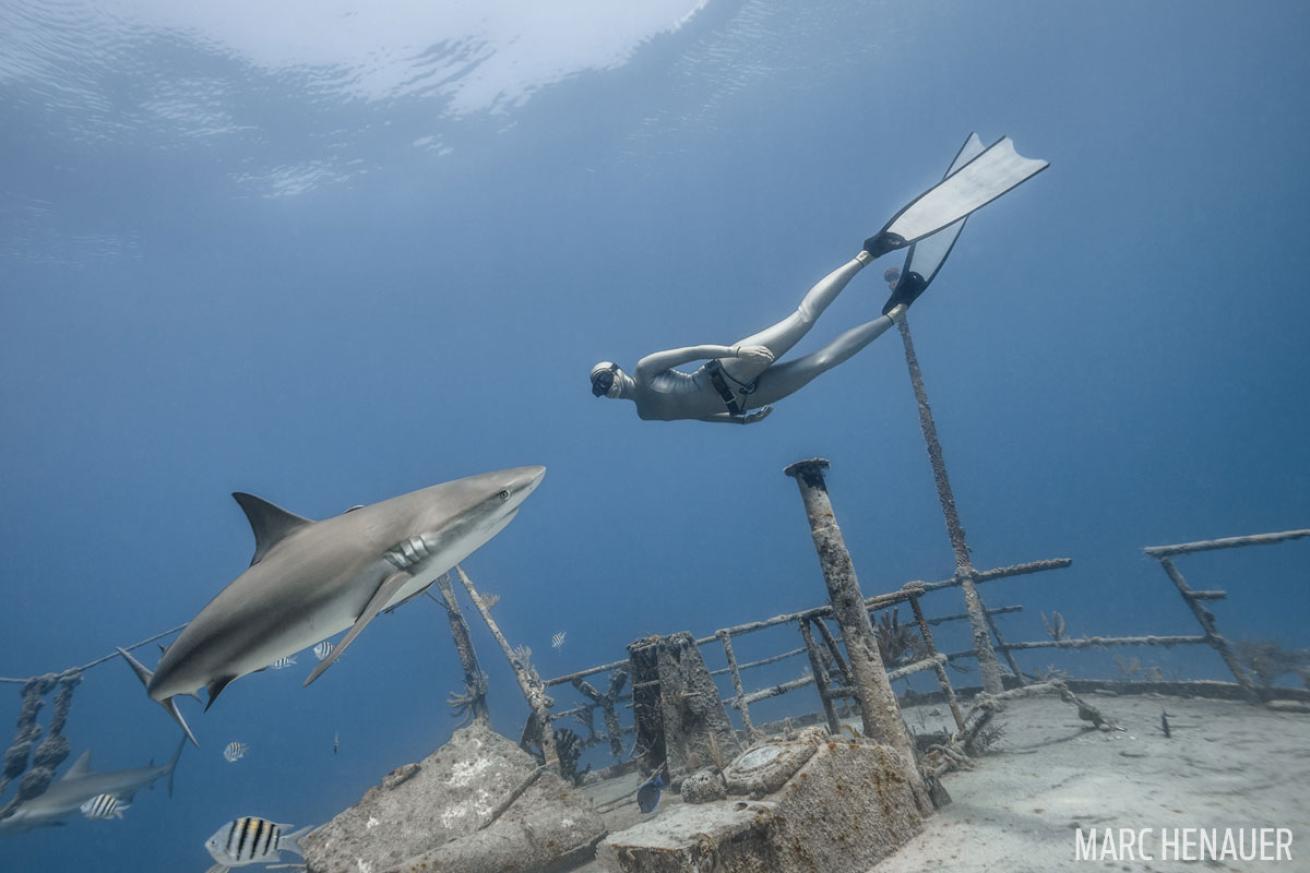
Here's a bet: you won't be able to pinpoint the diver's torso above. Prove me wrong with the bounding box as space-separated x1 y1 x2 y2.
633 366 723 420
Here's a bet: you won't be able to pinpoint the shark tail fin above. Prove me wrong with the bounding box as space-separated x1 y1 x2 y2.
118 647 199 748
280 824 314 857
166 733 187 797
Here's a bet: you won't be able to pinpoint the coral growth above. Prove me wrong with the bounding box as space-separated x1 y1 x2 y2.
1233 640 1310 689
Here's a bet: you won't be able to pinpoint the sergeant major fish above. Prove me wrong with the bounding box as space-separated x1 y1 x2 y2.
205 816 311 870
80 793 129 820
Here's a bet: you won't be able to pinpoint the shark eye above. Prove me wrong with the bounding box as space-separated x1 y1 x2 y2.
496 489 511 502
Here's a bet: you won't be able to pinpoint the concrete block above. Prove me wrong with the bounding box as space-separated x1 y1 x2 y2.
595 800 778 873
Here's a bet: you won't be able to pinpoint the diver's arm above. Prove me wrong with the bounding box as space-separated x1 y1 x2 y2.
635 344 773 381
635 345 737 380
697 406 774 425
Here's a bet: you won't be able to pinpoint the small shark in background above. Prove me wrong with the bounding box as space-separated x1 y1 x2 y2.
121 466 547 745
0 738 185 833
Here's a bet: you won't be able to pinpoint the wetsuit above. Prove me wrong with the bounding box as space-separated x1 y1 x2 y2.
620 251 898 423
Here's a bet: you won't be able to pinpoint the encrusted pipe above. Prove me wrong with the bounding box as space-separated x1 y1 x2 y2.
455 565 560 768
717 630 759 740
435 572 489 725
784 458 929 810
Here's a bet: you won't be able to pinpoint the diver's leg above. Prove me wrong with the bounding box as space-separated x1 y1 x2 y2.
749 311 898 405
720 252 870 384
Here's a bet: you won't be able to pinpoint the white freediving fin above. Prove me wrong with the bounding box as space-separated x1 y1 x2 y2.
303 571 411 687
865 135 1048 258
881 132 987 315
118 647 200 747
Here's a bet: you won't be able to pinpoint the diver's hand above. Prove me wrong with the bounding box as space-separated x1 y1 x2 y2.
741 405 773 424
732 345 775 365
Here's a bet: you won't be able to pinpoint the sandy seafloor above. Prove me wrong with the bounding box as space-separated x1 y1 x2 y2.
579 693 1310 872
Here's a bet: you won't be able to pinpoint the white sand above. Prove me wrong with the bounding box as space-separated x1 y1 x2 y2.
877 693 1310 872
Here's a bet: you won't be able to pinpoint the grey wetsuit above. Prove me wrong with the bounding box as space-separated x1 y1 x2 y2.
625 254 897 422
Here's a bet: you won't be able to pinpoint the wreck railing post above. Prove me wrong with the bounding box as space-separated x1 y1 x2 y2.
716 630 759 741
784 458 929 808
1153 556 1258 701
799 619 842 734
434 572 489 725
455 565 560 769
905 587 966 733
897 316 1009 693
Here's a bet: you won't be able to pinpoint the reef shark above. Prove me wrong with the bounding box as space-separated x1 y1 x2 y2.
121 466 546 745
0 739 185 833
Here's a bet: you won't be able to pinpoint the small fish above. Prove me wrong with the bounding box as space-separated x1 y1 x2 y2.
551 631 567 651
223 741 249 763
268 656 297 670
332 732 340 755
313 641 335 662
1161 710 1172 739
205 816 312 868
80 793 129 820
637 771 667 814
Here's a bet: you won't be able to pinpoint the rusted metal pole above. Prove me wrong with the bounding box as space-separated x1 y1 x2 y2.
572 672 629 761
709 646 807 676
455 565 560 768
906 590 966 732
1155 557 1258 700
434 572 489 725
1144 528 1310 558
800 619 842 734
897 316 1005 693
927 604 1024 626
784 458 929 809
716 630 759 740
811 617 853 687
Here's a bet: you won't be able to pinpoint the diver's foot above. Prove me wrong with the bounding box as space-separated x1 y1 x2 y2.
880 270 928 316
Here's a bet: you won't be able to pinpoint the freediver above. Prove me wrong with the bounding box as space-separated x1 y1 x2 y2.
589 135 1047 424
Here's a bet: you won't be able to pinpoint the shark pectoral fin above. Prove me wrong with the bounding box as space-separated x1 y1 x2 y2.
204 676 236 712
165 697 200 748
304 570 411 687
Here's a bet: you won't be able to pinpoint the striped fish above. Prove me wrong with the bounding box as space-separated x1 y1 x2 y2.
313 640 335 662
80 793 129 820
551 631 567 651
223 741 248 763
267 655 296 670
204 816 311 867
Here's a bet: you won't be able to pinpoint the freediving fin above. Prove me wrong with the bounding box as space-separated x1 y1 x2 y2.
303 570 411 687
882 132 986 315
865 136 1048 259
118 647 200 747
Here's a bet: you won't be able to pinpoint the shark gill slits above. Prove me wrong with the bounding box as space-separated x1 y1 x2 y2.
384 536 431 570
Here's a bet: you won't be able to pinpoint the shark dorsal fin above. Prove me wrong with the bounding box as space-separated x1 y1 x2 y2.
62 750 92 780
232 492 313 565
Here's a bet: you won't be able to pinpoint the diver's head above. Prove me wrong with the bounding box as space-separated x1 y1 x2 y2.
590 361 624 398
883 266 901 289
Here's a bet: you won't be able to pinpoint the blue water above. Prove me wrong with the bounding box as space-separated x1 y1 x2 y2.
2 1 1308 870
